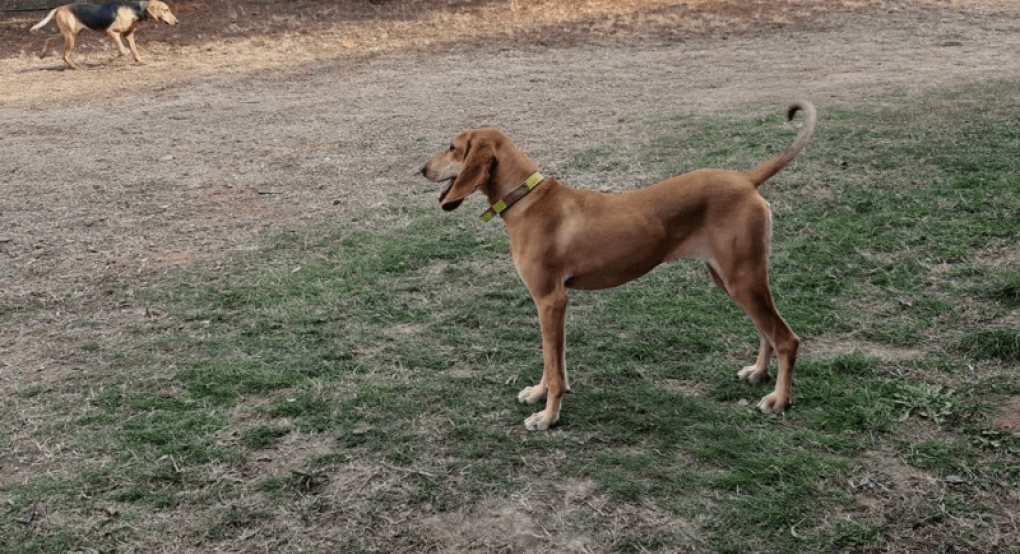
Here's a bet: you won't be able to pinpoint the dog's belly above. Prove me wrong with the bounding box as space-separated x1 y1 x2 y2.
553 217 698 290
566 268 657 290
665 235 713 263
562 246 670 290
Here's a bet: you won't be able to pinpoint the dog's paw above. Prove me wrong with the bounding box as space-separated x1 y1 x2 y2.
756 391 791 413
737 364 769 384
517 384 547 404
524 410 556 431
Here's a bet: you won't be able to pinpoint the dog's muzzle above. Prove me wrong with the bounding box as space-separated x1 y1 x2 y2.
423 165 462 211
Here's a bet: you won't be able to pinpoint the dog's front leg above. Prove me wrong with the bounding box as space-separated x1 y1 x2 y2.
519 287 570 431
124 29 146 65
105 30 132 59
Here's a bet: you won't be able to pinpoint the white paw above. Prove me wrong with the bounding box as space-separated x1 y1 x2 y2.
756 392 790 413
524 411 556 431
517 385 547 404
737 365 768 384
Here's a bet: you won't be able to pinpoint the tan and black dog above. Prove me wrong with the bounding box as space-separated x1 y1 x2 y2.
422 102 816 431
30 1 178 70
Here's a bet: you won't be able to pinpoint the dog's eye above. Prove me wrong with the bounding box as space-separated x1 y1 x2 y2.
449 144 455 152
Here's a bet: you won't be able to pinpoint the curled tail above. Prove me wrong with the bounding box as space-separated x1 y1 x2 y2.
30 8 58 32
744 101 816 188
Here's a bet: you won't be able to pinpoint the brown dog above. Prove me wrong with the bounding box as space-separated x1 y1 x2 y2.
422 102 816 430
30 1 178 70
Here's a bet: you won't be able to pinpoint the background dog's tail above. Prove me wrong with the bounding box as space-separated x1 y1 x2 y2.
29 8 58 32
744 101 816 188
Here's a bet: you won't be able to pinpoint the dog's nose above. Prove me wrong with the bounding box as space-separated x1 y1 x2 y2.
420 165 428 177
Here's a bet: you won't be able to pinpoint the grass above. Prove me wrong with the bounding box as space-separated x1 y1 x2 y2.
3 78 1020 552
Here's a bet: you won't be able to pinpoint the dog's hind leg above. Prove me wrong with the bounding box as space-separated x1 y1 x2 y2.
728 276 799 412
708 263 775 384
61 29 83 69
737 334 774 384
40 36 58 59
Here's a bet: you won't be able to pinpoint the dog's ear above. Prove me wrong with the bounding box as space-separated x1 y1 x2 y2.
439 136 496 211
144 1 161 20
145 1 163 19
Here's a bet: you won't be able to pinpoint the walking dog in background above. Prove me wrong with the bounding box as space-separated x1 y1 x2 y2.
422 102 816 431
30 1 178 70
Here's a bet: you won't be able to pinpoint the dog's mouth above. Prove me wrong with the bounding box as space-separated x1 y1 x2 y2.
437 179 462 211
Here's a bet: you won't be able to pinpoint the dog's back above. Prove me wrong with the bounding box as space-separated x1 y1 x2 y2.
70 2 142 31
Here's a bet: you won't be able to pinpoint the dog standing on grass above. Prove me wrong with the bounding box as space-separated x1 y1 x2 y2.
422 102 816 431
30 1 178 70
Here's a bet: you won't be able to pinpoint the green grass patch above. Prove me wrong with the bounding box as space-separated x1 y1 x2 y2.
959 328 1020 363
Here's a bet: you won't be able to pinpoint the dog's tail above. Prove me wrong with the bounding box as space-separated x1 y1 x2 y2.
744 101 816 188
30 8 58 33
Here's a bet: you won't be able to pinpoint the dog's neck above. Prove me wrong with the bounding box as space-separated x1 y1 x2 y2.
479 171 546 222
481 144 540 204
477 144 545 221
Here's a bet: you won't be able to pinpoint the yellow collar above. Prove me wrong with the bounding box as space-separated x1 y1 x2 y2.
479 172 545 222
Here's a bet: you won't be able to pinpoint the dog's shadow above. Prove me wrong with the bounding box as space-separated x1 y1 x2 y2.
23 59 132 73
27 65 70 73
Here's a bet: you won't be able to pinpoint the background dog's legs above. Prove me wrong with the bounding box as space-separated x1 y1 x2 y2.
61 30 83 69
124 30 146 65
40 36 57 59
520 287 570 431
105 31 133 60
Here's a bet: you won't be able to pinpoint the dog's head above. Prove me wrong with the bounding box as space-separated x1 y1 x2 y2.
421 128 508 212
145 1 178 25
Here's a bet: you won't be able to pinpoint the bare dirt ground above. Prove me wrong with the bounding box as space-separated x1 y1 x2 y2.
1 0 1019 548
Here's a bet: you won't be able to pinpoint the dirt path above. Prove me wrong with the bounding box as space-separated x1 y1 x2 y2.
1 0 1019 386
